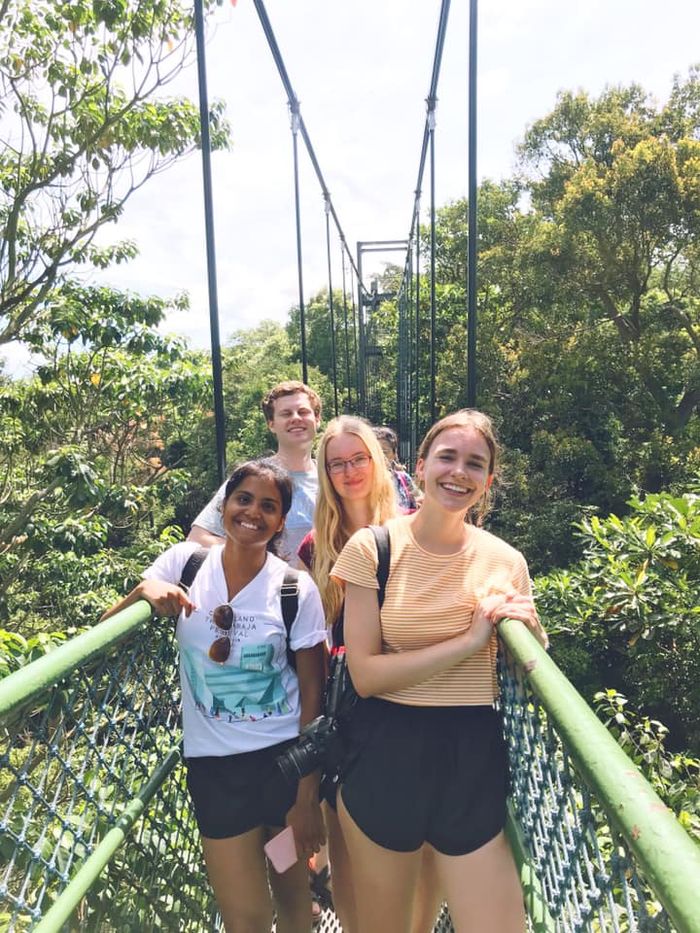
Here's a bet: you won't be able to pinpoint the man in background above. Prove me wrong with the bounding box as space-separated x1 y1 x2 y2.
188 381 322 561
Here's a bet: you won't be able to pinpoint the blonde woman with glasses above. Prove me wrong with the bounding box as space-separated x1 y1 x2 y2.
297 416 440 933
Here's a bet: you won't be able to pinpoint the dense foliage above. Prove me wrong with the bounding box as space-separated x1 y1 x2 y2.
538 489 700 752
292 69 700 575
0 284 213 632
0 0 230 345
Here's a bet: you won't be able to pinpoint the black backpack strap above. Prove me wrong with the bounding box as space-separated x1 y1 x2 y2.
281 569 300 669
369 525 391 608
179 546 208 591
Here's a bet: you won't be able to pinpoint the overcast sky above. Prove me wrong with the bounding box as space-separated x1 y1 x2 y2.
5 0 700 376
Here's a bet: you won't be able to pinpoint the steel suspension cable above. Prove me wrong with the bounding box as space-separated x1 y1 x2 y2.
390 0 451 457
252 0 369 300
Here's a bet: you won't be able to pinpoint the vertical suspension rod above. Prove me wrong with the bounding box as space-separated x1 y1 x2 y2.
356 242 366 416
290 103 308 384
467 0 478 407
350 263 360 410
414 202 421 449
428 100 437 424
341 245 352 412
325 196 339 416
194 0 226 484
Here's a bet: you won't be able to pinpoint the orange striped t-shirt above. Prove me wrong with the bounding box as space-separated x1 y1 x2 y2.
331 515 532 706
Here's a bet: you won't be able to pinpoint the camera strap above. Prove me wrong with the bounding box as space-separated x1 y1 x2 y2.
178 546 300 669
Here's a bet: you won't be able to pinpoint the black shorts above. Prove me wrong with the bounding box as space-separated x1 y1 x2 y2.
340 699 508 856
186 739 298 840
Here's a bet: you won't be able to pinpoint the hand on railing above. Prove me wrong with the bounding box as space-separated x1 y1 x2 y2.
100 579 196 623
138 579 197 619
478 592 548 650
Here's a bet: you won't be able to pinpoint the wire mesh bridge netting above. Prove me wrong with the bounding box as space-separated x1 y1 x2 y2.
0 613 215 932
1 609 697 932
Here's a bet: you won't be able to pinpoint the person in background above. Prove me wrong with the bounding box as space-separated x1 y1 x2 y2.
188 381 322 562
334 410 548 933
373 425 421 513
102 459 327 932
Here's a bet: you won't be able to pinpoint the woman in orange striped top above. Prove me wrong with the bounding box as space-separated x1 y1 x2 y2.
332 409 547 933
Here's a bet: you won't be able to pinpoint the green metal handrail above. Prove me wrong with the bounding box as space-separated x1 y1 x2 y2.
0 599 153 722
499 618 700 933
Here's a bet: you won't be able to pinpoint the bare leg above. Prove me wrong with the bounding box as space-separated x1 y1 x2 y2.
324 800 357 932
434 830 525 933
338 790 422 933
201 828 273 933
411 845 443 933
265 825 313 933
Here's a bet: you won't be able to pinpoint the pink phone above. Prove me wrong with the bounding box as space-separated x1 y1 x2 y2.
264 826 298 873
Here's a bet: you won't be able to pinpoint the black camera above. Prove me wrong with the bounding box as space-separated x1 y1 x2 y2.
276 648 358 784
276 714 341 783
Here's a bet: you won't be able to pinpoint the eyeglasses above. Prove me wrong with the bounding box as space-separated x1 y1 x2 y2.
326 453 372 476
209 604 235 663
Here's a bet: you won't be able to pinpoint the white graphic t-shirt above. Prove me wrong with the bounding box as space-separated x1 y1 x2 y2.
191 466 318 562
143 542 326 758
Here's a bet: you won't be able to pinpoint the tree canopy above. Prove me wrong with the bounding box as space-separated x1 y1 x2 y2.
0 0 230 345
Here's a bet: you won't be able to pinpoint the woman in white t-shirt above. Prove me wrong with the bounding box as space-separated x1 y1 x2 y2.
102 459 327 932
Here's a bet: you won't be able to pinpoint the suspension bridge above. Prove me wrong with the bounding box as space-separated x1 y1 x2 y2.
2 1 700 930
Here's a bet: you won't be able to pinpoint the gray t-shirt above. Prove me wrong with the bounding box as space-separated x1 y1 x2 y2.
191 466 318 562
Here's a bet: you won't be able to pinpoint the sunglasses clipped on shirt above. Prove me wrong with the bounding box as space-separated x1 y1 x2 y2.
209 604 235 663
326 453 372 476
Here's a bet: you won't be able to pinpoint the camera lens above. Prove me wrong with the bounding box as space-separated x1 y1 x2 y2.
277 737 320 783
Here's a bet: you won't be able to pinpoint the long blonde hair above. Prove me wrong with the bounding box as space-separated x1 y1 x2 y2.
313 416 397 623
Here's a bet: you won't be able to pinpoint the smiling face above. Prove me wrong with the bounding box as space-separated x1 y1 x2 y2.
222 473 285 549
325 432 374 503
416 426 493 515
267 391 320 453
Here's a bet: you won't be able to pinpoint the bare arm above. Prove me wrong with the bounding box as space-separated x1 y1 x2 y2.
285 642 326 856
186 525 225 547
100 579 195 623
344 584 541 697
